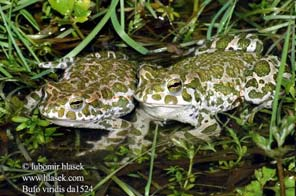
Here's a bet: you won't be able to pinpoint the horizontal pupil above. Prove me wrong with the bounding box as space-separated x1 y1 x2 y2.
71 101 83 105
168 82 181 88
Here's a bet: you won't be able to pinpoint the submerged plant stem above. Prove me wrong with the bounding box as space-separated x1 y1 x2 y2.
145 124 159 196
276 158 286 196
183 152 194 190
72 23 85 39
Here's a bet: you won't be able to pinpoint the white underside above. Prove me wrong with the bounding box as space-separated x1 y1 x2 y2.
140 103 199 126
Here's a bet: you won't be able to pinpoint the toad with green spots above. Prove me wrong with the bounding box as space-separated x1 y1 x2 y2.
24 51 137 153
131 34 288 150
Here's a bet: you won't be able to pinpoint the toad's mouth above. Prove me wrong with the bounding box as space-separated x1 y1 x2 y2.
140 102 189 108
45 117 129 130
46 118 99 127
46 118 121 130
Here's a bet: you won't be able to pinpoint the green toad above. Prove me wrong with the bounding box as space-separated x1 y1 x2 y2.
25 51 137 154
131 34 287 149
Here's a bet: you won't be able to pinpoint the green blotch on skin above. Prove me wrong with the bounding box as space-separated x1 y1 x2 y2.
254 60 271 77
58 108 65 118
91 108 102 116
255 44 263 54
77 83 86 89
114 97 129 108
197 113 206 124
249 90 261 98
248 88 270 99
245 78 258 88
116 69 126 77
187 78 204 93
128 82 136 91
113 82 128 92
263 83 275 93
100 78 111 85
68 72 80 79
197 70 210 82
82 105 90 116
57 97 68 105
215 97 224 106
194 92 201 102
91 99 102 108
226 59 244 77
101 102 110 110
215 36 234 49
66 111 76 120
152 94 161 100
109 136 125 143
244 69 253 77
107 74 117 81
182 89 192 102
84 87 95 95
130 127 142 136
116 129 128 136
164 95 177 104
214 83 237 95
101 88 114 99
152 84 163 92
242 53 257 64
238 38 251 51
120 121 130 129
211 65 224 79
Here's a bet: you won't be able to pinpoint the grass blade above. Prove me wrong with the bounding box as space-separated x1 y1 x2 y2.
65 0 120 58
111 8 149 54
207 0 232 38
269 21 292 145
0 5 31 71
20 9 40 31
145 124 158 196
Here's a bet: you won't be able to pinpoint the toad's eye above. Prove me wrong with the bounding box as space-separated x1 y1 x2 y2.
69 98 84 110
167 78 182 93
